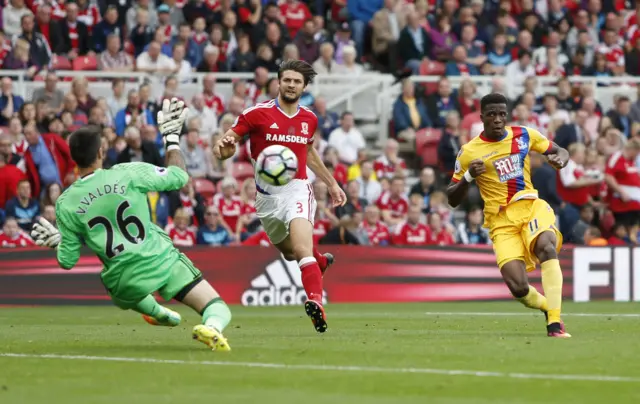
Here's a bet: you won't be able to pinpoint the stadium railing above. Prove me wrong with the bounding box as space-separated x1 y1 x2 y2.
5 70 637 148
2 70 392 123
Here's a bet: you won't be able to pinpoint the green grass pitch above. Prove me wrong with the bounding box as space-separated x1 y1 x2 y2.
1 302 640 404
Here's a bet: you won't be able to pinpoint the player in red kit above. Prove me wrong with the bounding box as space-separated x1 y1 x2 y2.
213 61 347 333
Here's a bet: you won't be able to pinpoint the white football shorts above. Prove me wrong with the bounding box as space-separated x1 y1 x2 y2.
255 179 317 245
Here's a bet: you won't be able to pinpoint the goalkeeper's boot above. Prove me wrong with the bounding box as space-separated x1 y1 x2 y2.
320 253 334 276
192 325 231 351
142 307 182 327
304 299 327 333
543 311 571 338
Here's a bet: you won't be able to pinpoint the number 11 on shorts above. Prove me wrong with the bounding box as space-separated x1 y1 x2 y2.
529 218 539 234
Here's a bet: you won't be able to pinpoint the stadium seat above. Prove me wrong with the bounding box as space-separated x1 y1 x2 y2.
415 128 442 151
419 60 445 95
415 128 442 168
51 55 72 70
194 178 216 200
72 55 99 71
232 161 254 183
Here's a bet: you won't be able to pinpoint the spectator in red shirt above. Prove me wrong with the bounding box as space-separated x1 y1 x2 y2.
55 2 92 59
0 150 26 209
426 211 455 246
35 4 62 49
313 199 332 244
373 138 407 180
237 178 260 239
212 176 243 237
0 217 34 248
605 138 640 244
608 223 631 245
393 205 429 245
280 0 312 39
167 207 197 247
558 143 605 209
23 124 75 198
362 205 391 246
377 176 409 228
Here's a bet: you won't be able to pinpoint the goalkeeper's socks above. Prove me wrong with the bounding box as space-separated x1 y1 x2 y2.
541 259 563 324
313 247 328 271
134 295 167 319
299 257 323 302
517 285 548 311
202 297 232 333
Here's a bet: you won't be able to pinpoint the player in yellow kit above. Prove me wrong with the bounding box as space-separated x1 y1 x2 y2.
447 93 571 338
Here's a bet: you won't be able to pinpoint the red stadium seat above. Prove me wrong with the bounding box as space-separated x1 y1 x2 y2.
415 128 442 168
419 60 445 95
232 161 254 182
51 55 72 70
415 128 442 151
194 178 216 200
72 55 98 71
420 144 440 167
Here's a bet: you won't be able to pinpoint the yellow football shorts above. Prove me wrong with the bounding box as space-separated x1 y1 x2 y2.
490 199 562 272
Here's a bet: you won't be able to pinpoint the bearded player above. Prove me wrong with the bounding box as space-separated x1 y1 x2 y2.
447 93 571 338
30 99 232 351
213 60 347 333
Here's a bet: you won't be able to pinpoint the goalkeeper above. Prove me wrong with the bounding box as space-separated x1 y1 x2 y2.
31 98 232 351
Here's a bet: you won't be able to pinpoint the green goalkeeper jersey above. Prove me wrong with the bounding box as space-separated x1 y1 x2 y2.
55 163 189 295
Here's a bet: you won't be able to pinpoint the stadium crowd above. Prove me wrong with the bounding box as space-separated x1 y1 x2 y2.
0 0 640 249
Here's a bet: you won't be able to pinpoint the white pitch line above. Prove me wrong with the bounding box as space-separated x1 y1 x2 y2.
0 353 638 383
423 312 640 318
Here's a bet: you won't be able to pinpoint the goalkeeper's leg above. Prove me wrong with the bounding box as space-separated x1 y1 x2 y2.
175 278 232 351
159 254 232 351
134 295 182 327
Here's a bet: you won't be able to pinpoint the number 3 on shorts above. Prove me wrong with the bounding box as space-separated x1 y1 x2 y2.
296 202 303 214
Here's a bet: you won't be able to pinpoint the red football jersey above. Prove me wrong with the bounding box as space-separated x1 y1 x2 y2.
426 228 455 245
597 43 625 67
376 191 409 219
203 92 225 116
280 2 312 39
0 232 34 248
393 222 430 245
212 194 243 231
168 227 197 247
313 218 331 244
373 155 407 179
77 4 101 31
362 220 391 245
557 159 591 206
231 99 318 194
605 151 640 213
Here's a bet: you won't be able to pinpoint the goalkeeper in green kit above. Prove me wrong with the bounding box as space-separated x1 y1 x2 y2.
31 98 232 351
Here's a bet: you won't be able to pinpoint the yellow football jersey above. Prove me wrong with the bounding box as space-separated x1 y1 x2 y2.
452 126 552 227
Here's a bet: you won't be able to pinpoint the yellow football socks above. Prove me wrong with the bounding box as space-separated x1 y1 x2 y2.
518 285 548 311
541 259 563 324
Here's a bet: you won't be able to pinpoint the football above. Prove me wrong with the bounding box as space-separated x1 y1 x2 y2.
256 145 299 186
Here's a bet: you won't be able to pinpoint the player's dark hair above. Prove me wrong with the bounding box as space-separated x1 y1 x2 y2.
278 60 317 86
481 93 509 112
69 125 103 168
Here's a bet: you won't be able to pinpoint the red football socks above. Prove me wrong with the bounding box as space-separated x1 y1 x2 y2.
299 257 323 302
313 247 328 270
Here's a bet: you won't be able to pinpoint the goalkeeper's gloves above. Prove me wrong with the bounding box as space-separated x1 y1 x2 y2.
31 217 61 249
157 97 189 152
